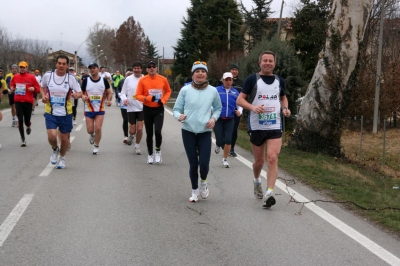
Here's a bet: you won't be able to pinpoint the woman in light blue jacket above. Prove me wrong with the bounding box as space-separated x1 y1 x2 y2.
173 61 222 203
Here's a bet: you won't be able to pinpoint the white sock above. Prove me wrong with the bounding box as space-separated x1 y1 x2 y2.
192 188 199 195
254 177 262 184
134 143 139 148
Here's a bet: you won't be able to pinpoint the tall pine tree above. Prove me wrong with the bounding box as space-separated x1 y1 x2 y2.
173 0 243 79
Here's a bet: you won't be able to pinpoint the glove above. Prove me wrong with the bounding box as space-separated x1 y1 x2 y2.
158 99 163 107
151 95 156 102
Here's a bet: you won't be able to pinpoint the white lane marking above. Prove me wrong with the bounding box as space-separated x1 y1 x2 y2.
234 154 400 266
39 136 75 177
0 194 34 247
75 124 83 131
167 110 400 265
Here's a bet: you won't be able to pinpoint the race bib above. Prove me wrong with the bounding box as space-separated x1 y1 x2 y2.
258 112 277 125
89 93 103 104
149 89 162 100
50 92 66 107
131 95 136 100
15 83 26 95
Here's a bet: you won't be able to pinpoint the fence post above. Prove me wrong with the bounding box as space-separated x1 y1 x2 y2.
382 118 386 166
359 115 363 164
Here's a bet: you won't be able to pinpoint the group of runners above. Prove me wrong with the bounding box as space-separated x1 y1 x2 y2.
1 50 291 209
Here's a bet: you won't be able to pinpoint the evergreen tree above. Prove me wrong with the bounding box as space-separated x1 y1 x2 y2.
145 37 159 59
290 0 332 82
240 0 274 52
173 0 243 79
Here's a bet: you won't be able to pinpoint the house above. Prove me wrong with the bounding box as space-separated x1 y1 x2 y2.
47 49 83 73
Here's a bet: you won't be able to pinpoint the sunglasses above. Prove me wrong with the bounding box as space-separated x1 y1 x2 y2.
147 65 157 69
193 61 207 66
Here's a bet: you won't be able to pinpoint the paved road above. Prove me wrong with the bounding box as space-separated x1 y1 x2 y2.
0 102 399 266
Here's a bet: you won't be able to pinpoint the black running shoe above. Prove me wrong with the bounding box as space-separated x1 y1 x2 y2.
262 194 276 209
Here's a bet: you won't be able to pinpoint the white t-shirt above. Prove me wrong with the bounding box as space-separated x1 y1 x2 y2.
120 75 143 112
99 71 111 80
41 71 81 116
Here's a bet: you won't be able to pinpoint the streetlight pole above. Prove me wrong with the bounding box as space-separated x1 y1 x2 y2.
277 0 285 40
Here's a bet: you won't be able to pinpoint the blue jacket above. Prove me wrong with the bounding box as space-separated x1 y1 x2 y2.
173 84 222 134
216 85 240 119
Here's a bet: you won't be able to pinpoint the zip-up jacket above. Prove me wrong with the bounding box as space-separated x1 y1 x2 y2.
216 85 241 119
10 72 40 104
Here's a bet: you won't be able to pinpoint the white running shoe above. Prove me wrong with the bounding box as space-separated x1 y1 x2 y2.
123 137 128 144
126 135 134 146
189 189 199 202
134 147 142 155
50 147 59 165
56 157 65 169
93 145 99 155
222 158 230 168
73 119 77 125
253 182 263 199
89 133 95 144
262 191 276 209
147 154 154 164
155 150 162 163
21 140 26 147
214 146 220 154
200 184 209 199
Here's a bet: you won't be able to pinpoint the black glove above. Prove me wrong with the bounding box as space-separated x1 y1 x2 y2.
151 95 156 102
158 99 163 107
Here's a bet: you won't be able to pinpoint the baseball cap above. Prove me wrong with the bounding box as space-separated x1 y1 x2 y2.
68 66 75 71
229 64 239 70
0 69 3 72
19 61 28 68
191 61 208 74
146 60 157 67
88 63 99 68
222 72 233 80
34 70 40 73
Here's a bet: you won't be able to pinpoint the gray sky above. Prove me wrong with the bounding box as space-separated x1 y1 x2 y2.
1 0 293 62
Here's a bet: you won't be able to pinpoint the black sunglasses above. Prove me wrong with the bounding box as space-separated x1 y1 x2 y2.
147 65 157 69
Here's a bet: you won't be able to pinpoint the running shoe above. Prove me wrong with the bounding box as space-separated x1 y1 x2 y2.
147 154 154 164
26 127 31 135
123 137 128 144
50 147 59 165
56 157 65 169
93 145 99 155
31 110 34 115
36 101 38 106
229 150 237 157
262 191 276 209
189 189 199 202
21 140 26 147
67 144 71 151
155 150 162 163
200 184 209 199
126 135 134 146
214 146 220 154
254 182 263 199
134 147 142 155
73 119 77 125
89 133 95 144
12 120 17 127
222 158 230 168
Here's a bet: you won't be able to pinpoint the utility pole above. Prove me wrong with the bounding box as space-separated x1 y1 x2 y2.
277 0 284 40
228 18 231 51
373 0 386 134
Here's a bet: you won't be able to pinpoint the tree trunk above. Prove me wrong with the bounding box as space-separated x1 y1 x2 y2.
290 0 374 156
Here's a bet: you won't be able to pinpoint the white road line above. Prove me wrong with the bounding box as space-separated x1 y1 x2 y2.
75 124 83 131
39 136 75 177
0 194 34 247
166 109 400 265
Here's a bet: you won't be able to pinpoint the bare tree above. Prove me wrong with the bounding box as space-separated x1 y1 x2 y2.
87 22 115 70
290 0 375 156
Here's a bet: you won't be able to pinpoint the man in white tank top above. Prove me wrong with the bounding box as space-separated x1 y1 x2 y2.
237 51 291 209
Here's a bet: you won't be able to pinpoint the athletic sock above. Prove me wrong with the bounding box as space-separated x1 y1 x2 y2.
266 188 274 194
155 147 160 151
254 177 261 184
200 179 207 186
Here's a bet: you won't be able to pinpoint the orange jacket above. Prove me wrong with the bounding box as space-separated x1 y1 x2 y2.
136 74 171 108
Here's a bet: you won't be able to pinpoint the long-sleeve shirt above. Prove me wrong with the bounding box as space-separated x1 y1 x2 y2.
173 84 222 134
136 74 171 108
10 72 40 104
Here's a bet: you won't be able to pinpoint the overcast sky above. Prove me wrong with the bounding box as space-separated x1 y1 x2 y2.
1 0 294 63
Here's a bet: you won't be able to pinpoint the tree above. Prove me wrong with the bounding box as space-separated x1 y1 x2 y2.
145 37 159 59
240 0 274 52
290 0 332 82
290 0 375 156
111 16 147 70
87 22 115 69
173 0 243 79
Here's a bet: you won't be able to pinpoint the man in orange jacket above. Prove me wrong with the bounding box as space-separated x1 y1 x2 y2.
136 60 171 164
10 61 40 146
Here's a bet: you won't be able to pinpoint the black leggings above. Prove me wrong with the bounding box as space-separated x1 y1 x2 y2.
143 106 164 154
121 108 128 137
15 102 32 140
231 115 240 151
182 129 212 190
72 99 78 120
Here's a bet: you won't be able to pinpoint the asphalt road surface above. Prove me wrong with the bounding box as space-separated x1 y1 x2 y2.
0 101 399 266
